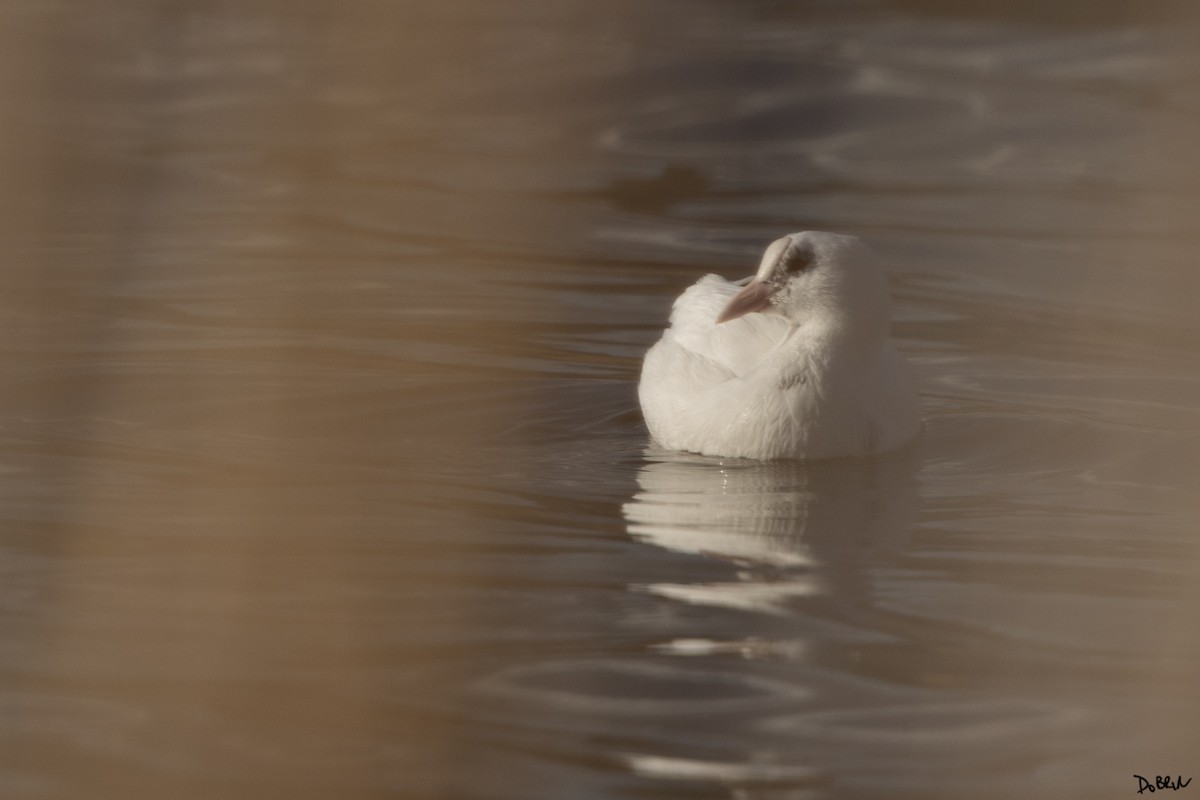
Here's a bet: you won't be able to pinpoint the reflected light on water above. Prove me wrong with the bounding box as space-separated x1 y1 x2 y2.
624 449 918 616
0 4 532 799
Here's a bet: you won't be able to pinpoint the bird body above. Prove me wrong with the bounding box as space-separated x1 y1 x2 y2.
638 232 919 460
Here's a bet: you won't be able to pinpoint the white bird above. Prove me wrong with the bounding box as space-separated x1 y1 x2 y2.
638 231 920 460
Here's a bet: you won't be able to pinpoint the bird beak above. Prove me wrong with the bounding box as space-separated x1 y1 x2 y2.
716 279 773 324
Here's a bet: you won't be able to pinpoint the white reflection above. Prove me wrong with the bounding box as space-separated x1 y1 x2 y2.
626 753 819 783
622 445 919 617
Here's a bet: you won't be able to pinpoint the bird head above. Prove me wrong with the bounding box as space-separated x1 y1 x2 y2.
716 231 891 342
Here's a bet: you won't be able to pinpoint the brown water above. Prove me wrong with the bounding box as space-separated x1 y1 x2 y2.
1 2 1198 799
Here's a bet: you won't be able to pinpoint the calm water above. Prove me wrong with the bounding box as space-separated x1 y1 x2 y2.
1 2 1198 799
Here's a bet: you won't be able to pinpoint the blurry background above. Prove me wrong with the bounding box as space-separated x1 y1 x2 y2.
0 1 1197 798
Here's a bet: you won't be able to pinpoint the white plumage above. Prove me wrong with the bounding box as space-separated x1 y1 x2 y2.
638 231 920 460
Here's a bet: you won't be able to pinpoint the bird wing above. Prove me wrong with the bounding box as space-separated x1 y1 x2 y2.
663 274 789 377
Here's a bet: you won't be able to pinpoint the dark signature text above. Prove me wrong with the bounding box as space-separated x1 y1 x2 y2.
1136 775 1192 794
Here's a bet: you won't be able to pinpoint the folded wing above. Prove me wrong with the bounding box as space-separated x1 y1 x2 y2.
660 275 788 377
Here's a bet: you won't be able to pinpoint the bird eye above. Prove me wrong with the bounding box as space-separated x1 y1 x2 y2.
783 245 813 274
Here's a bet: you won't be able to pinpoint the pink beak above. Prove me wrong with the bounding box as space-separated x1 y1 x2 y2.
716 279 773 324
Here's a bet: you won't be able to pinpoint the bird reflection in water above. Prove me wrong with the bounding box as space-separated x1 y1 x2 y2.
622 446 920 651
617 447 921 787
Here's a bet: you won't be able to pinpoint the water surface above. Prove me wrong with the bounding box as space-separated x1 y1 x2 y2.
0 2 1198 799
